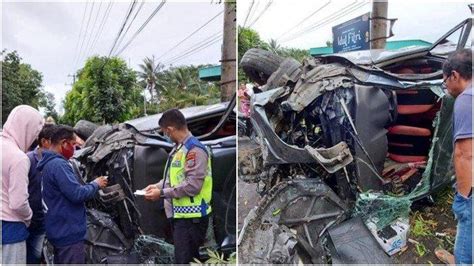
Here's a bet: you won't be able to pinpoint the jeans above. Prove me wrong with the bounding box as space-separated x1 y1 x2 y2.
26 231 46 264
53 241 85 264
453 191 472 264
1 241 27 264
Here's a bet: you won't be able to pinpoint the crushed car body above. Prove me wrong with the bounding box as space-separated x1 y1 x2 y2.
46 97 237 263
238 18 471 264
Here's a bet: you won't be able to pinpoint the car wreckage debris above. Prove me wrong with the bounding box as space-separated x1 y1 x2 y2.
238 179 347 264
239 45 457 262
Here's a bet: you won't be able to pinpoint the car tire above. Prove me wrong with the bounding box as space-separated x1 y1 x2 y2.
74 120 99 141
241 48 284 85
263 58 302 91
84 124 113 147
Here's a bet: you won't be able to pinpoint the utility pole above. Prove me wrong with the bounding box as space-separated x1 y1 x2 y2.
220 0 236 102
65 74 76 86
371 0 388 49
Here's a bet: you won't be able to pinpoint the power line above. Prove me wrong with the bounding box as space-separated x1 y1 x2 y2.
276 1 331 40
281 1 367 42
281 0 359 41
164 34 223 65
242 0 254 27
83 1 103 60
88 1 114 57
247 0 273 28
245 0 259 28
72 2 89 71
114 0 167 56
164 31 222 65
113 0 146 56
74 2 95 69
300 1 369 39
108 1 138 57
156 9 224 61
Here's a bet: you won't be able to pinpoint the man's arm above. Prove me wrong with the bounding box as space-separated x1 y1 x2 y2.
162 148 208 199
453 93 473 198
454 138 473 197
8 157 33 222
56 160 99 203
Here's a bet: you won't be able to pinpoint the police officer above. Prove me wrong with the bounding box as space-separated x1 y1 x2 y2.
144 109 212 264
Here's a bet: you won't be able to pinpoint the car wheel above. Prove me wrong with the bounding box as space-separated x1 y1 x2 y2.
84 124 113 147
74 120 99 141
241 48 284 85
263 58 302 91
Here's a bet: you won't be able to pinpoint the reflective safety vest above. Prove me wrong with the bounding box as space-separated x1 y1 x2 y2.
168 136 212 219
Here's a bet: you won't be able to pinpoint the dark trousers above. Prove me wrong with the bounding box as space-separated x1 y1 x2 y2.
172 216 209 264
53 241 85 264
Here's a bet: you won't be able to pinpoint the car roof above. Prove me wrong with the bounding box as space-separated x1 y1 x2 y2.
125 101 229 132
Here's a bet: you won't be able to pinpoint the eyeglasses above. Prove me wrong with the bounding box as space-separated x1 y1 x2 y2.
442 73 452 90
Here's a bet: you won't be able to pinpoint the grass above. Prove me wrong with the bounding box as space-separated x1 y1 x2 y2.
192 249 236 264
415 243 427 257
411 212 438 238
433 186 454 208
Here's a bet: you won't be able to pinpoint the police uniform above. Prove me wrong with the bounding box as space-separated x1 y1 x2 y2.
156 134 212 263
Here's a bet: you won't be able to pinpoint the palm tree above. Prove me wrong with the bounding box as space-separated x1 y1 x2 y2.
138 56 163 103
268 38 281 54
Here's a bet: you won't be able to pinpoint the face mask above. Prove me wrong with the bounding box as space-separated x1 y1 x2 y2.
61 142 75 160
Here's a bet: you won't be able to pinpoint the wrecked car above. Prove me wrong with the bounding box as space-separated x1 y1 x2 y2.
238 18 471 264
44 97 236 263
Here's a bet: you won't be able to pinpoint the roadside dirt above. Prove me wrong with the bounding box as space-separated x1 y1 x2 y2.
394 187 456 264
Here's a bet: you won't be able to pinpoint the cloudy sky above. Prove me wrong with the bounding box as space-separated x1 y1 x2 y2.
2 0 224 114
237 0 472 48
2 0 472 115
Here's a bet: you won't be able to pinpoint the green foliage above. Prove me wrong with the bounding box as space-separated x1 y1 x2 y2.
62 56 142 125
38 91 59 122
238 26 269 83
238 26 269 63
149 65 220 114
415 243 427 257
237 27 310 83
1 49 45 124
192 249 236 264
137 56 163 103
411 212 437 238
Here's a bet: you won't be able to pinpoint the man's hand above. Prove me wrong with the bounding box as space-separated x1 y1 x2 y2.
94 176 108 189
144 185 161 201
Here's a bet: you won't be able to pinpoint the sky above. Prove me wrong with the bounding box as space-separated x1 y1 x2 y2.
2 0 224 115
2 0 472 115
237 0 472 48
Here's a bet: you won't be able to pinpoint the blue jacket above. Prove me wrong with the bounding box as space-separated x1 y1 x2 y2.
37 150 99 247
26 147 45 233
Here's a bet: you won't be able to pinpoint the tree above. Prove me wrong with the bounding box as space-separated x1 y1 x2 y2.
237 27 310 83
62 56 143 125
1 50 45 124
238 26 268 64
39 91 59 122
137 56 163 103
152 65 220 113
238 27 269 82
268 39 281 54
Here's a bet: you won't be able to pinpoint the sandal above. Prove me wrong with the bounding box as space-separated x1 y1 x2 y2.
435 247 455 265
